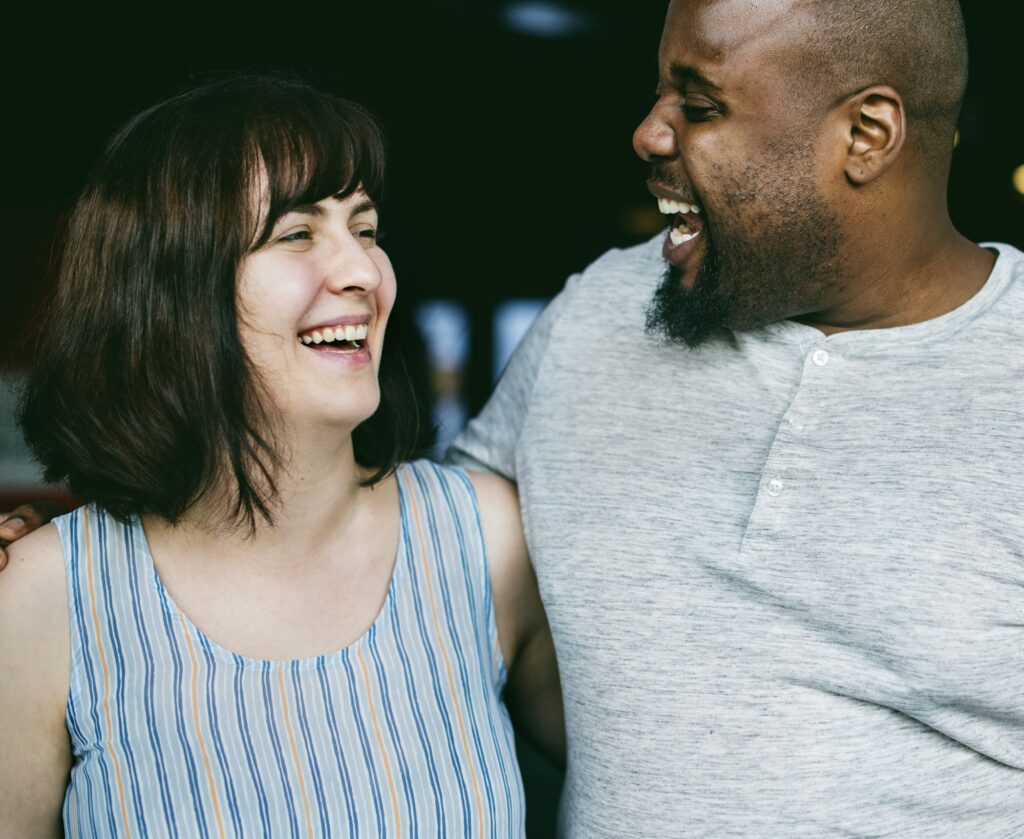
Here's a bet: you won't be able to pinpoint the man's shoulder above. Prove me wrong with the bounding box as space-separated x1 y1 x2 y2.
572 234 664 293
966 242 1024 333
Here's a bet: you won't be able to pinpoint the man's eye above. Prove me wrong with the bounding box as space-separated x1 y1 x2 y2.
682 104 715 122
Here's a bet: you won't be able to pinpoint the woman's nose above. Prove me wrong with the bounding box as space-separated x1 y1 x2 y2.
325 236 382 295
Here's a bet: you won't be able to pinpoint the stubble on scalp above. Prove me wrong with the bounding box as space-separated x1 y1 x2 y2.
646 138 846 348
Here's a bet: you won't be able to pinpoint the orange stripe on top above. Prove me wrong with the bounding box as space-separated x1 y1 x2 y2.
407 491 485 831
276 667 315 839
356 645 403 834
178 614 227 839
83 507 135 839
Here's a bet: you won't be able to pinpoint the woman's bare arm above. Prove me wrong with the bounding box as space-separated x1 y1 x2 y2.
469 471 565 768
0 523 72 837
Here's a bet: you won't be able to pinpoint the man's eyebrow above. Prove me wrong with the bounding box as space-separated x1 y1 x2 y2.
669 63 724 92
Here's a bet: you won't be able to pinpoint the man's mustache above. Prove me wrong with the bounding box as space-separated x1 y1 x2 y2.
648 165 693 197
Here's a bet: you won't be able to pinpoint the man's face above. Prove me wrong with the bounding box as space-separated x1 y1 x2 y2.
634 0 848 347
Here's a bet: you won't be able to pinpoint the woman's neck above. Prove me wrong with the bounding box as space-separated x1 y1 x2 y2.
154 425 383 566
139 425 403 660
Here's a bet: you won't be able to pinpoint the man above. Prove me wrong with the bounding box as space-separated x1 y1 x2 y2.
448 0 1023 835
5 0 1023 835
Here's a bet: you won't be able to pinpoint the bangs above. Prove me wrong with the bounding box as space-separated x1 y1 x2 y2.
245 93 386 248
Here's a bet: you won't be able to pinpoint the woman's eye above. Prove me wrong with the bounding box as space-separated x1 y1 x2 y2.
355 228 379 247
278 230 312 243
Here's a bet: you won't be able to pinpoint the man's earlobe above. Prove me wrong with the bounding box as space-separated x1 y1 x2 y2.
844 86 906 185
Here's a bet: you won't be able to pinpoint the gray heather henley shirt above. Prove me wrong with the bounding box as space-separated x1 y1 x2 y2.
451 236 1024 837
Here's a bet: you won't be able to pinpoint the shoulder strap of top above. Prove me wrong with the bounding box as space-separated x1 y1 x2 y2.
396 460 507 691
54 505 157 724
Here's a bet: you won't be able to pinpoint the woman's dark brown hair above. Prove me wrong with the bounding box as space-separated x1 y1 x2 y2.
20 75 428 529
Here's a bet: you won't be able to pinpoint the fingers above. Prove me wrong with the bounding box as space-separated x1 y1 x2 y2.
0 515 23 572
0 514 27 541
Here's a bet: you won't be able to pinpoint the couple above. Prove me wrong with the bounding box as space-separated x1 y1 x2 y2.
4 0 1024 836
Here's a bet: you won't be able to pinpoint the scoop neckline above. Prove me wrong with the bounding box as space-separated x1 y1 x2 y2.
134 465 410 669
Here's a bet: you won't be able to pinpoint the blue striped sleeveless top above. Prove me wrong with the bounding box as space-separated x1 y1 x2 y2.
55 459 526 838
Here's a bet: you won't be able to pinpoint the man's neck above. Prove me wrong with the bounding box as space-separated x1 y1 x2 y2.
795 224 996 336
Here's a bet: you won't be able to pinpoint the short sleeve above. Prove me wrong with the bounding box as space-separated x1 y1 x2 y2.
446 272 581 480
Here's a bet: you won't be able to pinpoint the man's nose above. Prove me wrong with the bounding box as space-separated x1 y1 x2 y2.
633 104 679 162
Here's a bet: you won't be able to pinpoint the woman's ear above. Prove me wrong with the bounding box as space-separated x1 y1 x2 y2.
842 85 906 185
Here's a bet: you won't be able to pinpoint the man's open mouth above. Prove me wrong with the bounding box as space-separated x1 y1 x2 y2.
658 197 705 245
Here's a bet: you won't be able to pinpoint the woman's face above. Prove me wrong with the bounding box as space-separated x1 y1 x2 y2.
236 188 396 435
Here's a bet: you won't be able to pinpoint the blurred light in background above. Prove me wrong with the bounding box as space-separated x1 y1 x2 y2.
0 373 47 505
493 299 548 381
623 203 665 238
500 2 595 37
415 300 471 456
1013 164 1024 197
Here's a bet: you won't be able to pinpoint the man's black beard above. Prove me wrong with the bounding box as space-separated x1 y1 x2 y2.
644 203 844 349
643 141 846 349
645 235 727 348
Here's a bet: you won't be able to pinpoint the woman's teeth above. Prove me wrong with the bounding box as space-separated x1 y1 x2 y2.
299 323 369 346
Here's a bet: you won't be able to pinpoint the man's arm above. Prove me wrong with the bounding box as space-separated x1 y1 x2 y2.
0 523 72 837
469 471 565 767
0 502 66 571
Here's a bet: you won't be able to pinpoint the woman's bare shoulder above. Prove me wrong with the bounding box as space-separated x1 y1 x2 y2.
0 521 71 836
464 470 521 530
0 522 68 649
1 522 64 584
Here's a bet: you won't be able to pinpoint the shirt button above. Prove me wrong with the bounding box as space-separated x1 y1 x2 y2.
811 349 829 367
767 478 784 497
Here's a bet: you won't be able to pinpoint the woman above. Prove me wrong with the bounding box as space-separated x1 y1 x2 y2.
0 76 562 837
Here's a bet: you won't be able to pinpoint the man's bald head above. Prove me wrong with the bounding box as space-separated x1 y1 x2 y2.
793 0 968 168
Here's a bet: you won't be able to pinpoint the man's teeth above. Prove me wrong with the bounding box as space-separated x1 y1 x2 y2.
299 323 369 346
670 227 699 246
658 197 701 215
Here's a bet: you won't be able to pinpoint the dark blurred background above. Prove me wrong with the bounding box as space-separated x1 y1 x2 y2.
2 1 1022 833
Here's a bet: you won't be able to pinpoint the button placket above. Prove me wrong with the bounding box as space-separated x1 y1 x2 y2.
784 415 806 433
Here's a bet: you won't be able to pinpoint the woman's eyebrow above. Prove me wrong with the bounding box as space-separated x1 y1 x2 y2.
340 197 378 216
287 198 377 217
285 203 326 218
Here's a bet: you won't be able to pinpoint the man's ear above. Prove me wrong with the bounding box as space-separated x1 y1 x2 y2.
842 85 906 185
